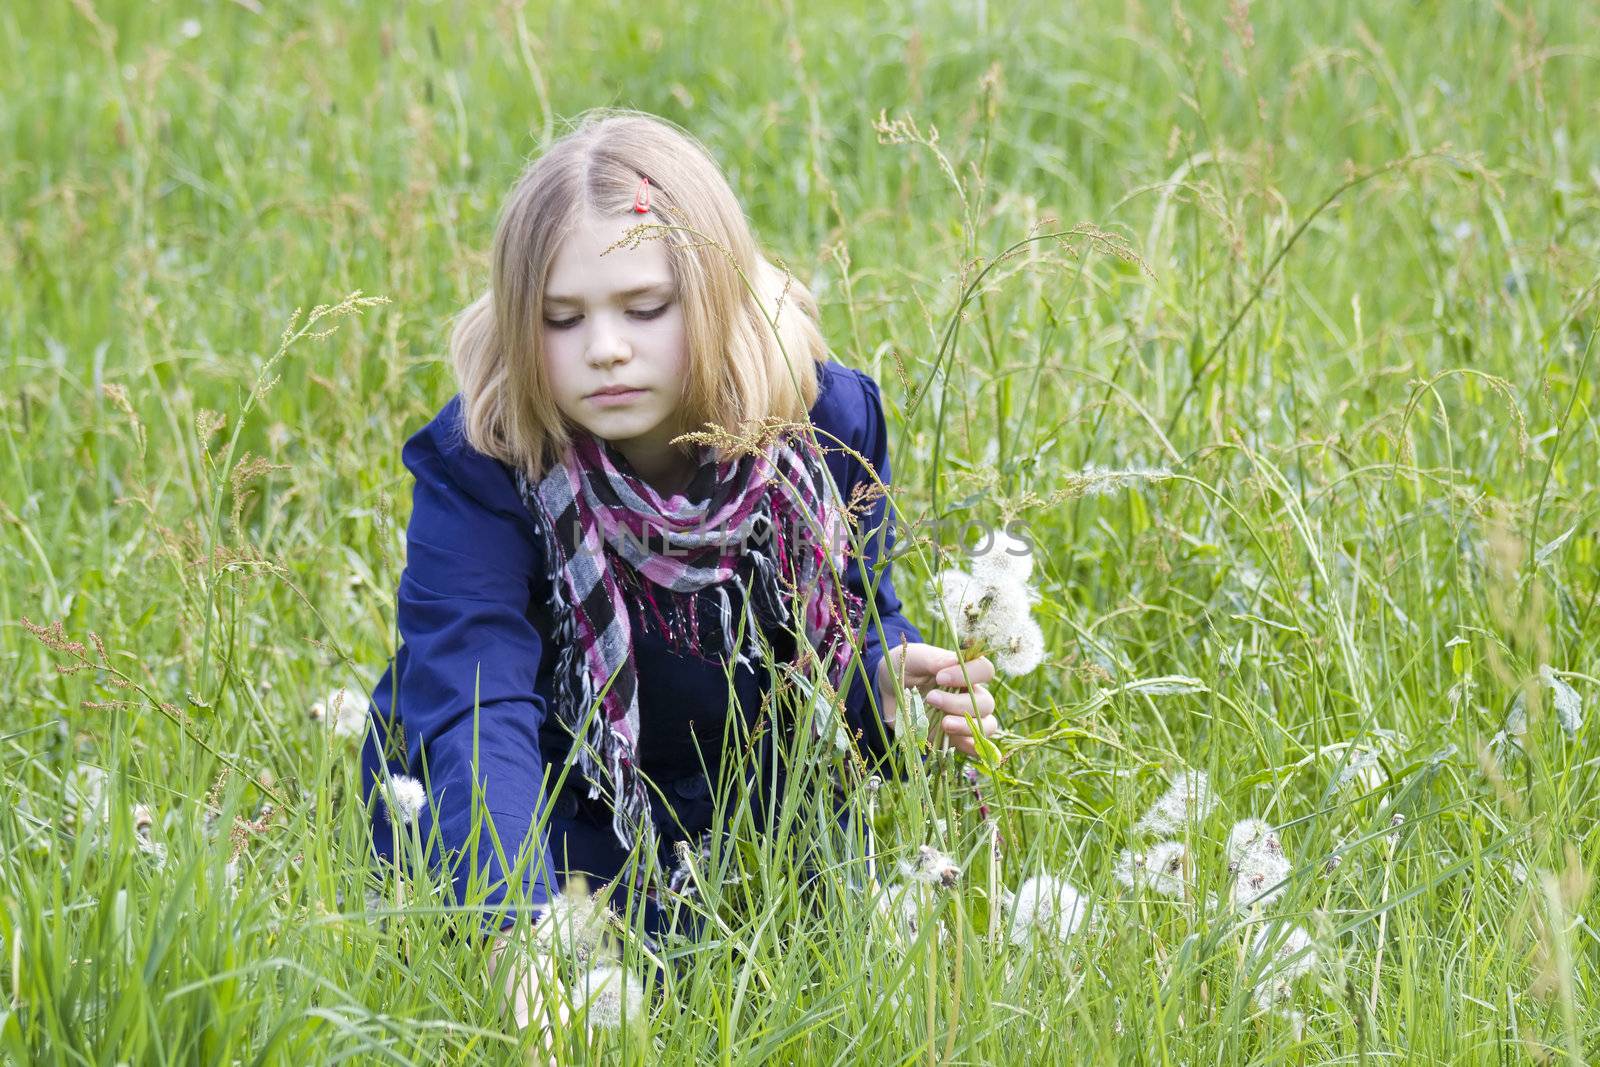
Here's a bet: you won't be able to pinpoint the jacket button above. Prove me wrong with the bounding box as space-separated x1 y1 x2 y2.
551 791 578 820
673 775 710 801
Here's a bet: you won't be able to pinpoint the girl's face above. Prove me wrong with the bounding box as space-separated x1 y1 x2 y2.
540 209 692 486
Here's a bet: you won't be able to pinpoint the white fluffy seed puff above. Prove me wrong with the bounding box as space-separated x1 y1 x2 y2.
310 686 367 740
873 881 927 941
969 529 1035 586
531 877 614 967
1228 819 1291 911
575 963 648 1034
901 844 962 888
1006 874 1089 945
382 775 427 826
1249 922 1318 1009
1134 769 1217 836
1113 840 1189 899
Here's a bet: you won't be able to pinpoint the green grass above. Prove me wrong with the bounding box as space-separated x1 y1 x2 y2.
4 0 1599 1062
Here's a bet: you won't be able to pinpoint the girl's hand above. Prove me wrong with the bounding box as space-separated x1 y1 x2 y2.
875 641 999 757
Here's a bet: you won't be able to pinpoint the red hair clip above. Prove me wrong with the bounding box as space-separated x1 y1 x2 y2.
631 175 651 214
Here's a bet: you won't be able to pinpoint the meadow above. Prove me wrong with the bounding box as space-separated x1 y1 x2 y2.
3 0 1599 1062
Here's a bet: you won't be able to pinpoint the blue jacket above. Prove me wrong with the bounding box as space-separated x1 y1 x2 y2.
360 359 922 926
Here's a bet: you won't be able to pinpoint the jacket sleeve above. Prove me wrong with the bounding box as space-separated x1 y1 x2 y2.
382 403 559 932
838 368 923 765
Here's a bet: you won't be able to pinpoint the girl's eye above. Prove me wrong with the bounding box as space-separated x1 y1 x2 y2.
543 303 671 330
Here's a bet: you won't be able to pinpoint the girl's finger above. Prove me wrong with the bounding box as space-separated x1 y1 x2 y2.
927 686 993 717
938 713 1000 739
933 655 996 688
953 734 988 757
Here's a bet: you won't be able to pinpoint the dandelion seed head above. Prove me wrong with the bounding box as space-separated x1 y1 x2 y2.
1250 922 1317 984
1226 819 1280 864
874 881 925 939
1007 874 1088 945
383 775 427 826
1254 977 1294 1011
179 17 202 39
990 615 1046 675
532 878 613 965
1232 848 1291 910
1135 769 1216 837
970 529 1034 586
1113 840 1188 898
577 963 646 1032
933 568 990 639
902 845 961 888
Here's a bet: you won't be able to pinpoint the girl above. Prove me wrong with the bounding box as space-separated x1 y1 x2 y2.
359 108 999 1033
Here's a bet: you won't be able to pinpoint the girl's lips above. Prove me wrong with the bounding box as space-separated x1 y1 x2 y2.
588 388 646 408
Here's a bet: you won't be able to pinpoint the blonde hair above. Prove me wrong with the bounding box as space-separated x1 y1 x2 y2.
450 108 829 478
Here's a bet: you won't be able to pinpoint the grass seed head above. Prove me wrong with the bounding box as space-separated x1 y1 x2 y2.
317 687 367 740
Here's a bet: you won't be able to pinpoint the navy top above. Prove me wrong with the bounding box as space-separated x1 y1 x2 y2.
360 359 921 927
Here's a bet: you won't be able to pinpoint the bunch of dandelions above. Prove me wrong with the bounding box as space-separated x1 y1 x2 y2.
1112 768 1219 902
932 529 1046 676
1225 818 1322 1030
309 685 367 741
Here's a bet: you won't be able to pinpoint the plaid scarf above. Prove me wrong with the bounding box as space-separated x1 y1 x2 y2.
513 425 864 855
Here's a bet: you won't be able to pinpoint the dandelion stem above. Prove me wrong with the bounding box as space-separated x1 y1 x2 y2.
943 892 965 1065
924 905 938 1067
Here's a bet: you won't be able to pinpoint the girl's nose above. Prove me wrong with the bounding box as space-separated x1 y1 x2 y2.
586 327 630 368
